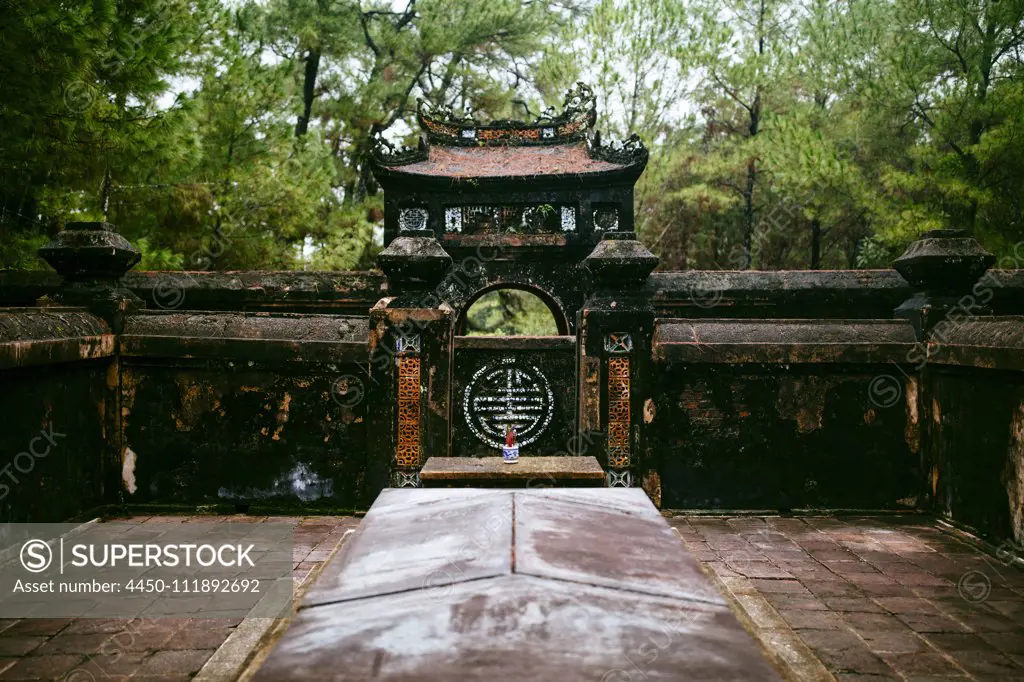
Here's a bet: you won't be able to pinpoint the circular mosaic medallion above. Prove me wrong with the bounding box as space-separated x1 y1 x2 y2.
463 358 554 449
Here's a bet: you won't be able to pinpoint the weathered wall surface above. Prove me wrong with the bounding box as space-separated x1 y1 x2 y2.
2 261 1022 533
924 317 1024 544
0 310 118 522
7 269 1021 319
117 311 369 509
649 319 921 510
0 271 386 314
654 368 921 509
648 270 1024 319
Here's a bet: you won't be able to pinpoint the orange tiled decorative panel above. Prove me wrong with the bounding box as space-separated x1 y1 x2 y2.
607 357 631 468
396 356 421 467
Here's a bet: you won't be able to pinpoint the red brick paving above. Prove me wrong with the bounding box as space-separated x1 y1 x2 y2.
670 514 1024 681
5 512 1020 681
0 515 357 681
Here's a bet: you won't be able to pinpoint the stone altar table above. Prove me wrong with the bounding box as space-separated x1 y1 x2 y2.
418 455 606 487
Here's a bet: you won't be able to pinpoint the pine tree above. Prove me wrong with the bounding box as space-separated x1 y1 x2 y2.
0 0 215 267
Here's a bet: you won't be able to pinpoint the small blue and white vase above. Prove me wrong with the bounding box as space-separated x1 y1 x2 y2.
502 445 520 464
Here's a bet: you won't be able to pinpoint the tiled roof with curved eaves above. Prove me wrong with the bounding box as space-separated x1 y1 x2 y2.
387 143 627 178
369 83 648 180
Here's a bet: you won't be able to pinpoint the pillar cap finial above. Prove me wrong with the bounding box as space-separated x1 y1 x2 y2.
893 229 994 294
377 228 452 291
583 230 658 289
38 221 141 281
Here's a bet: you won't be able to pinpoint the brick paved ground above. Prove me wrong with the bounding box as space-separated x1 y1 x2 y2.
669 515 1024 682
0 515 358 681
3 513 1021 681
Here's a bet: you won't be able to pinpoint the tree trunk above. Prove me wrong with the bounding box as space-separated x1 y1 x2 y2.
741 162 756 269
740 91 761 270
100 167 113 221
295 50 321 138
740 0 766 270
810 218 822 269
102 92 129 221
958 9 997 234
848 237 862 269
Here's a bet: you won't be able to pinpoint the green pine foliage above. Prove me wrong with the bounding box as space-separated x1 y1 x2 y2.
2 0 1022 272
464 290 560 337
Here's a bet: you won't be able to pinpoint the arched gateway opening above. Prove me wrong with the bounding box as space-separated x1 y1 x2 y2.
458 284 567 336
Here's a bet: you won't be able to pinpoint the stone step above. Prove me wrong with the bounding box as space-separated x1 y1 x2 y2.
418 456 605 487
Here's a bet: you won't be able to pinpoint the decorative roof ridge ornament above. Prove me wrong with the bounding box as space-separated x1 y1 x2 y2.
588 130 649 166
415 82 598 147
370 134 428 166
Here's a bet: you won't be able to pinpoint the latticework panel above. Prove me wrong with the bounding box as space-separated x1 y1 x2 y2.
393 471 421 488
396 356 421 466
607 357 631 468
607 469 633 488
446 204 564 234
477 127 541 142
557 119 588 137
422 118 459 138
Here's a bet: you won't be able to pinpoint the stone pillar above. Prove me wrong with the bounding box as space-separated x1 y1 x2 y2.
892 229 996 512
38 221 143 333
580 231 658 496
365 228 453 500
893 229 996 341
36 221 142 509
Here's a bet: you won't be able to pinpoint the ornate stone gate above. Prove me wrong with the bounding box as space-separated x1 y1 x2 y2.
364 84 658 493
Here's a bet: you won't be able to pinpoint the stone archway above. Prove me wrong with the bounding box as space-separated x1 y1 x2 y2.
455 282 571 337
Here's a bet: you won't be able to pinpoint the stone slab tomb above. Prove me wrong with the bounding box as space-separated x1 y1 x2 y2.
253 489 782 681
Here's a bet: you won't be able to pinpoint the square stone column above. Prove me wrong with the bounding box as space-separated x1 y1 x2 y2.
36 221 144 511
892 229 996 513
893 229 996 341
580 231 658 498
364 228 454 502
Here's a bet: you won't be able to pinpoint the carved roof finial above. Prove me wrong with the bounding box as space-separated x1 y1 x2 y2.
415 82 597 147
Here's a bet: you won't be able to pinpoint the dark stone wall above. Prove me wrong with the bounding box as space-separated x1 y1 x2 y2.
119 362 367 508
5 268 1019 319
0 271 386 314
647 270 1024 319
117 311 369 509
652 366 920 510
0 308 373 517
649 318 921 510
2 266 1022 530
923 317 1024 545
923 367 1023 543
0 362 118 523
0 310 117 522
